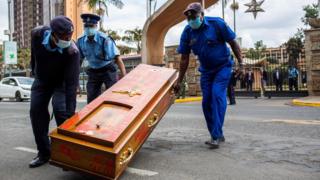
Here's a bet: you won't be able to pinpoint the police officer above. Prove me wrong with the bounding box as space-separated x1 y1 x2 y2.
175 3 243 149
29 16 80 167
77 13 126 103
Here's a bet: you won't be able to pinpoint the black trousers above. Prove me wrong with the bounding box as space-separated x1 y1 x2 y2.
275 80 283 91
30 80 68 157
246 80 253 92
227 84 236 104
289 78 298 91
86 64 117 103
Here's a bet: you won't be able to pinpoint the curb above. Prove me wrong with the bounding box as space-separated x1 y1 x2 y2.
175 97 202 103
292 99 320 108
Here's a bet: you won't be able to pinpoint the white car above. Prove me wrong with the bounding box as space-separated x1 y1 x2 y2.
0 77 34 102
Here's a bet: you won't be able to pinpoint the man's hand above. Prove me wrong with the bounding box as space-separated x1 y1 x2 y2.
174 82 181 95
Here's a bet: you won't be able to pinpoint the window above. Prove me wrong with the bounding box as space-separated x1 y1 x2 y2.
2 79 10 85
8 79 18 86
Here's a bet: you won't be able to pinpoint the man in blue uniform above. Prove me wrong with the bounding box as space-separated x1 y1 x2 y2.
29 16 80 167
77 13 126 103
175 3 243 149
288 65 299 91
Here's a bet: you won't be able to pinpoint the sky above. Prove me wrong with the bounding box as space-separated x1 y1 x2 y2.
0 0 318 48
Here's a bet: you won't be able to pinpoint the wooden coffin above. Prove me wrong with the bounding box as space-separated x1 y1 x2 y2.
49 64 178 179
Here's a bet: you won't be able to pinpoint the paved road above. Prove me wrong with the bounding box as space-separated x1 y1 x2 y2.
0 98 319 180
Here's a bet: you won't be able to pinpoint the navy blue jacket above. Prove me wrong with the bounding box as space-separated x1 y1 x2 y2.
31 26 80 115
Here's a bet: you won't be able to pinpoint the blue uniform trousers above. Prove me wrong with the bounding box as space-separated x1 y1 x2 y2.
30 80 68 157
200 64 231 139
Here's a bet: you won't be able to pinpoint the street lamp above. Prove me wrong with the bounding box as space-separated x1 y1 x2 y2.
5 0 14 77
230 0 239 33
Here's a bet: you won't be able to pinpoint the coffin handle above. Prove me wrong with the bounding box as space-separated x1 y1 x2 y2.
119 147 134 166
148 112 159 128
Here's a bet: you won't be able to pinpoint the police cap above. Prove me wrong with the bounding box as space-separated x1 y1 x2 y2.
81 13 101 26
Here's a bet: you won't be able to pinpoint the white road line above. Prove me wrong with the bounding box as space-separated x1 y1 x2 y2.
126 167 159 176
264 119 320 125
14 147 37 154
14 147 159 177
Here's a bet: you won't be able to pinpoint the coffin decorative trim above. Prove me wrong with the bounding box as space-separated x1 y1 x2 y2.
148 112 159 128
119 147 133 166
112 89 142 97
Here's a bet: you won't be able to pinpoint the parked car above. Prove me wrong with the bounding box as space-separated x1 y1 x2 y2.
0 77 34 102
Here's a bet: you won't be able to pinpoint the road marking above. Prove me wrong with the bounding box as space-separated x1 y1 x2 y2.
126 167 158 176
264 119 320 125
14 147 159 177
14 147 37 154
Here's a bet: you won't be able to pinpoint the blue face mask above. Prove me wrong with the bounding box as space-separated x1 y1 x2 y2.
84 27 97 36
56 39 71 49
188 17 202 29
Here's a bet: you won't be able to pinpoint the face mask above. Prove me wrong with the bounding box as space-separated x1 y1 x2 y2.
56 39 71 49
188 16 202 29
84 27 97 36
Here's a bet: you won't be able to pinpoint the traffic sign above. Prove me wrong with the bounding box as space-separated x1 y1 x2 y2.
4 41 17 65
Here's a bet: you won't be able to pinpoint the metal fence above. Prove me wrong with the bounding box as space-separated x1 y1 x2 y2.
234 55 308 98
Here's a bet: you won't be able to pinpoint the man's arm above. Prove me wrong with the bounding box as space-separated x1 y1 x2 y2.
175 54 190 94
64 44 80 117
30 38 36 77
75 39 85 66
228 39 243 66
114 55 126 78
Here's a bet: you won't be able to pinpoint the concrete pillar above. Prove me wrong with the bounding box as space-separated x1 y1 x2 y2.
142 0 218 65
305 28 320 96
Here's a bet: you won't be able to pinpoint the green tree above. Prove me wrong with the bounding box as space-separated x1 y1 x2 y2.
266 57 277 64
83 0 124 29
245 40 266 59
117 45 134 55
285 35 303 66
17 48 31 71
122 27 142 54
301 3 319 26
104 29 121 41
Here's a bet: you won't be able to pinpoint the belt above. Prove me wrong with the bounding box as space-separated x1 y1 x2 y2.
87 62 114 73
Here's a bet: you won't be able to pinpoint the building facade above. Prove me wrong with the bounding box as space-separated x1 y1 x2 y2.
241 45 306 69
13 0 44 48
13 0 91 48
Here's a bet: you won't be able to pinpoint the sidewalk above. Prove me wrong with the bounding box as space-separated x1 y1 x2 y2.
292 96 320 108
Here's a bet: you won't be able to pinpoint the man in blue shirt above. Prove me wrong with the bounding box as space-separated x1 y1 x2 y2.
29 16 80 167
77 13 126 103
175 3 243 149
288 65 299 91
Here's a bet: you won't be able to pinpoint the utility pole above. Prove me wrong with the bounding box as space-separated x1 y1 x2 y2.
233 0 236 33
222 0 225 19
7 0 13 77
318 0 320 18
7 0 13 41
146 0 150 18
49 0 52 20
146 0 157 18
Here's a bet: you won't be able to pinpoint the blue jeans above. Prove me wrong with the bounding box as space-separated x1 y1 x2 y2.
200 65 231 139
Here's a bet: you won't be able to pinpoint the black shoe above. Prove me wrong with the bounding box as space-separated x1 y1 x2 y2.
29 156 50 168
219 136 225 142
205 139 220 149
